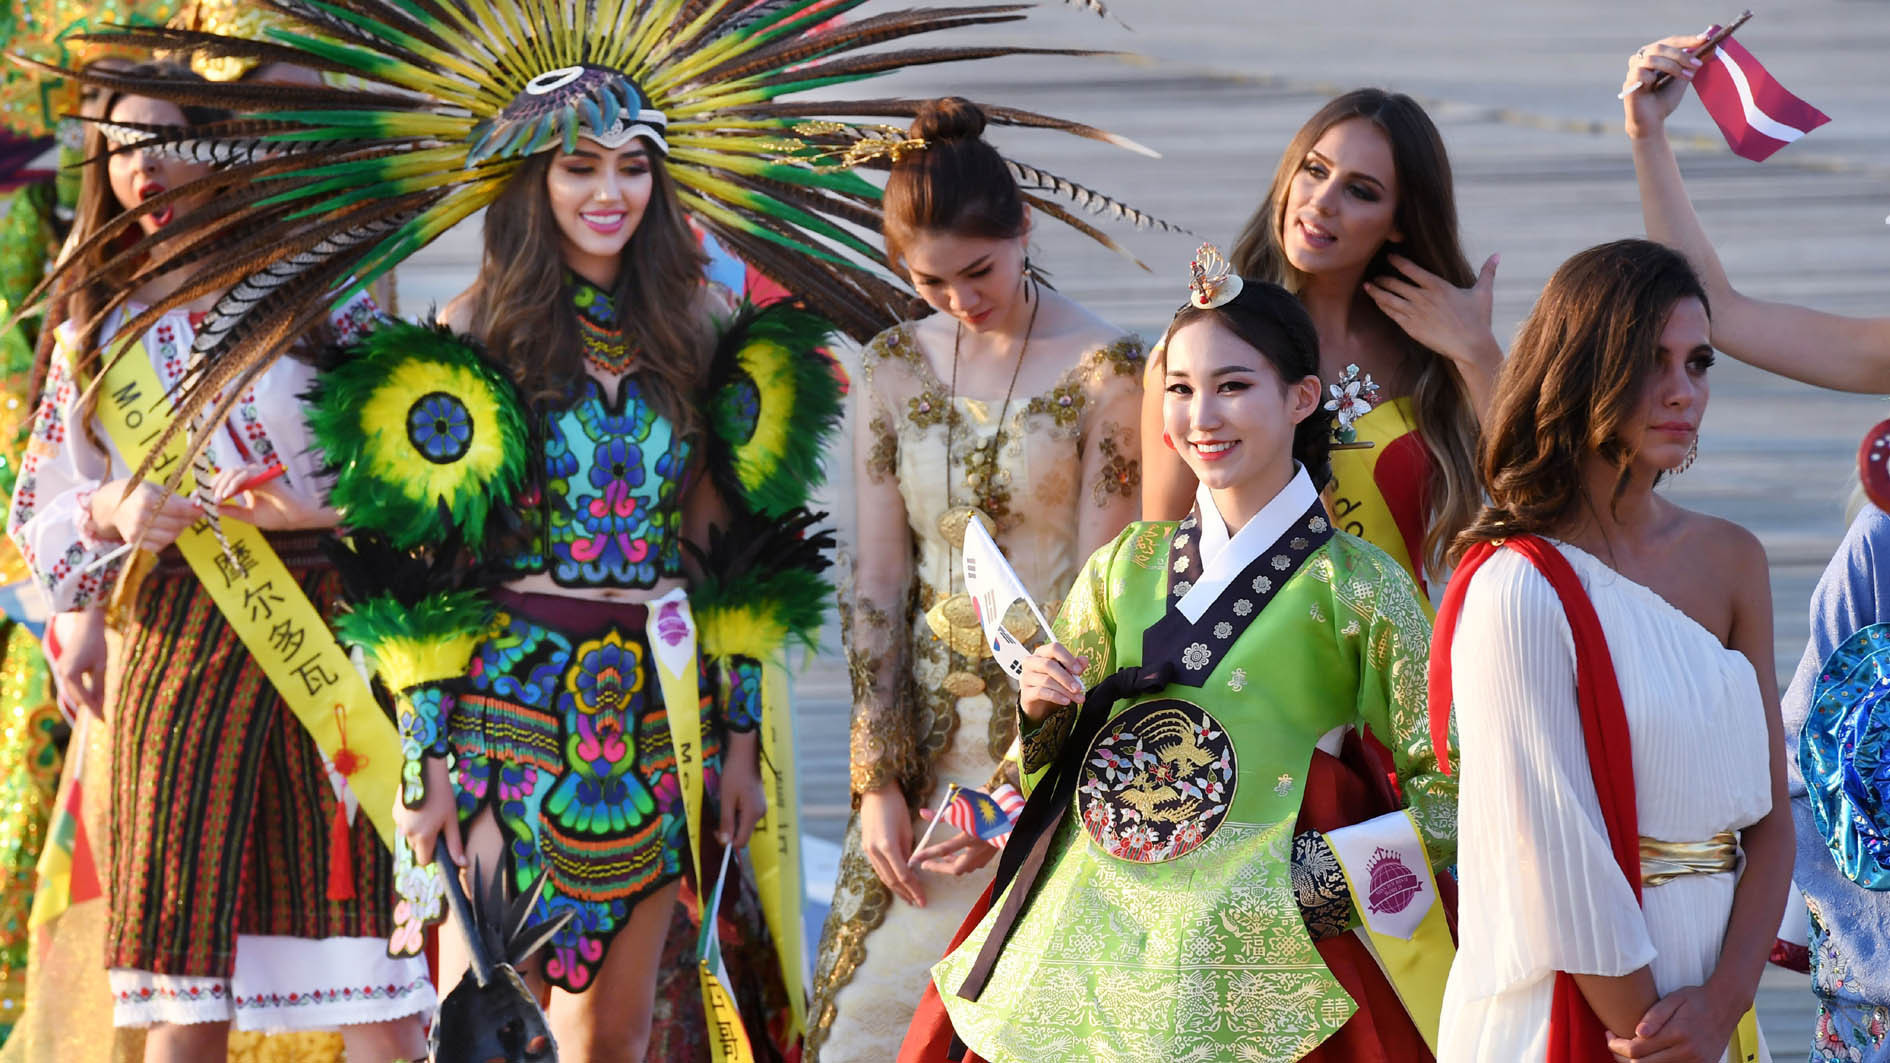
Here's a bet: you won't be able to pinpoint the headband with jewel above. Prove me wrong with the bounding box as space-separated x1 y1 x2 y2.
1188 242 1243 309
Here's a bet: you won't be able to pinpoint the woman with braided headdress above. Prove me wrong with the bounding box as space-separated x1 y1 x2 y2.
26 1 1172 1055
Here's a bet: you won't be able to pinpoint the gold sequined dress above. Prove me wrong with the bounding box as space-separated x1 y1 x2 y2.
807 321 1143 1061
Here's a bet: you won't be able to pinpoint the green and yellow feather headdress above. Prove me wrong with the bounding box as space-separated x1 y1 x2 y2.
20 0 1177 497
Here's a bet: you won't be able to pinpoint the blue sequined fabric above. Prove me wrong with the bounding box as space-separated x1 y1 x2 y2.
1802 622 1890 888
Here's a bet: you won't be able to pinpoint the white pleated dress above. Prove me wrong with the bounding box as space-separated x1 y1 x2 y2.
1436 541 1773 1063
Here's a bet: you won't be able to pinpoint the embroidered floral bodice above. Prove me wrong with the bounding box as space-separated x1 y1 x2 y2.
499 284 693 590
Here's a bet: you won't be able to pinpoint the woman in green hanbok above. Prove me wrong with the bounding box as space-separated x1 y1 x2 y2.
925 255 1457 1063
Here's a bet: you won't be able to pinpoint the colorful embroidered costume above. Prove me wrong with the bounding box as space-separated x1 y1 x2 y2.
312 292 844 1001
5 303 434 1031
1784 507 1890 1063
931 469 1456 1062
810 323 1144 1061
43 0 1172 1050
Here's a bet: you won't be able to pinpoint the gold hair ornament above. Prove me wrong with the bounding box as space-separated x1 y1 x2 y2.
1188 242 1243 309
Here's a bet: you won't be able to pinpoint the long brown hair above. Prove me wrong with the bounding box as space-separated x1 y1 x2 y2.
881 97 1028 276
467 146 711 431
65 63 220 366
1230 88 1478 575
1452 239 1708 561
63 64 223 440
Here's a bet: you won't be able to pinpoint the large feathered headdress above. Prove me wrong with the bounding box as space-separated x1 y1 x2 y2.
20 0 1177 496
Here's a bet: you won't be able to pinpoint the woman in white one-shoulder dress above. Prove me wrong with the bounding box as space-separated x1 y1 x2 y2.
1434 239 1791 1063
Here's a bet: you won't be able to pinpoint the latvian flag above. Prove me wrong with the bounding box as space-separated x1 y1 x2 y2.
1693 38 1830 161
944 783 1026 847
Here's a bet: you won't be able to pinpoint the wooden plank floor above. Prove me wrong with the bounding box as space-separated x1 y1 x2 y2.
391 0 1890 1050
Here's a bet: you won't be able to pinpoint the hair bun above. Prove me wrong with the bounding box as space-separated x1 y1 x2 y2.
909 97 987 143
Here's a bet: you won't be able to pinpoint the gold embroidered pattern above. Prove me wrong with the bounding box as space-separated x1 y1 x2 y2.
1091 428 1139 508
936 823 1351 1062
1312 535 1456 860
864 410 897 484
1079 700 1236 863
840 587 914 798
1023 379 1084 429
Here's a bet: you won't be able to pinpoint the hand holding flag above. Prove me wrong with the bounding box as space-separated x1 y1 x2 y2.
908 782 1027 874
1623 23 1828 162
1692 36 1830 161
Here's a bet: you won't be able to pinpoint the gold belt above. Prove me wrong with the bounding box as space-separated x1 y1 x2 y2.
1639 831 1738 887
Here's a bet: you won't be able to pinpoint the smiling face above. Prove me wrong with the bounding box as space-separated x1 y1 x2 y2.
901 228 1029 334
1623 296 1713 474
545 137 655 286
104 95 213 236
1280 117 1401 278
1163 317 1321 514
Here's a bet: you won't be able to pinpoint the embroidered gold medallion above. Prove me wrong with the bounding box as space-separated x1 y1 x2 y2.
1077 698 1236 863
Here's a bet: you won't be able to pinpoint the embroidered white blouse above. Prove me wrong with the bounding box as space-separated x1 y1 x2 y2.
7 296 378 611
1436 540 1773 1063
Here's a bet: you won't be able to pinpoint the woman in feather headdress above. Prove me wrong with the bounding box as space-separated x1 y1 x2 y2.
19 1 1173 1055
809 96 1147 1063
3 64 431 1061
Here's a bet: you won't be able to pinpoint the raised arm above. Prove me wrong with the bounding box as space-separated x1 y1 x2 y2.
1626 35 1890 392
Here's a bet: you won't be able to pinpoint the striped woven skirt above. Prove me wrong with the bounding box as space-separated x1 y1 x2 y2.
449 589 721 993
104 535 407 999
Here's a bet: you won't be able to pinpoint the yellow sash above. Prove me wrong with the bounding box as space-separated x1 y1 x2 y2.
749 662 807 1034
92 333 401 846
648 592 756 1063
1325 397 1430 614
1728 1006 1761 1063
1322 809 1455 1053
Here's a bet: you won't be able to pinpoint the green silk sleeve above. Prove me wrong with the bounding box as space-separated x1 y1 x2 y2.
1354 551 1459 870
1019 527 1129 790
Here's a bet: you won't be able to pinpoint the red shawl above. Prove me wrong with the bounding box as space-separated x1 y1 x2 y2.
1428 535 1641 1063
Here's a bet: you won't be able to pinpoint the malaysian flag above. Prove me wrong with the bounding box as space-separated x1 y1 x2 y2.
1693 38 1830 162
943 783 1026 847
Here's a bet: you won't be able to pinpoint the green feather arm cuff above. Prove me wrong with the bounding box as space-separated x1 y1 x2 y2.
705 301 844 520
306 320 529 551
333 588 493 807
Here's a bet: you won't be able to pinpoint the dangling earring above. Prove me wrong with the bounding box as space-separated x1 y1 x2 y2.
1675 437 1698 474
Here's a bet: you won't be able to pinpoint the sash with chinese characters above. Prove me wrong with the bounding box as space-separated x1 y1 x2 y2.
645 590 756 1063
92 333 400 847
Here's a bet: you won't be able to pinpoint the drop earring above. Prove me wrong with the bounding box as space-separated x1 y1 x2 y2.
1675 437 1698 474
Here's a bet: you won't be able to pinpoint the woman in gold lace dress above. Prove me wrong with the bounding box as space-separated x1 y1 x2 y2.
807 98 1146 1061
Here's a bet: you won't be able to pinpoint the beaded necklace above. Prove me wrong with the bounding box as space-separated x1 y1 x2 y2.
572 276 636 376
